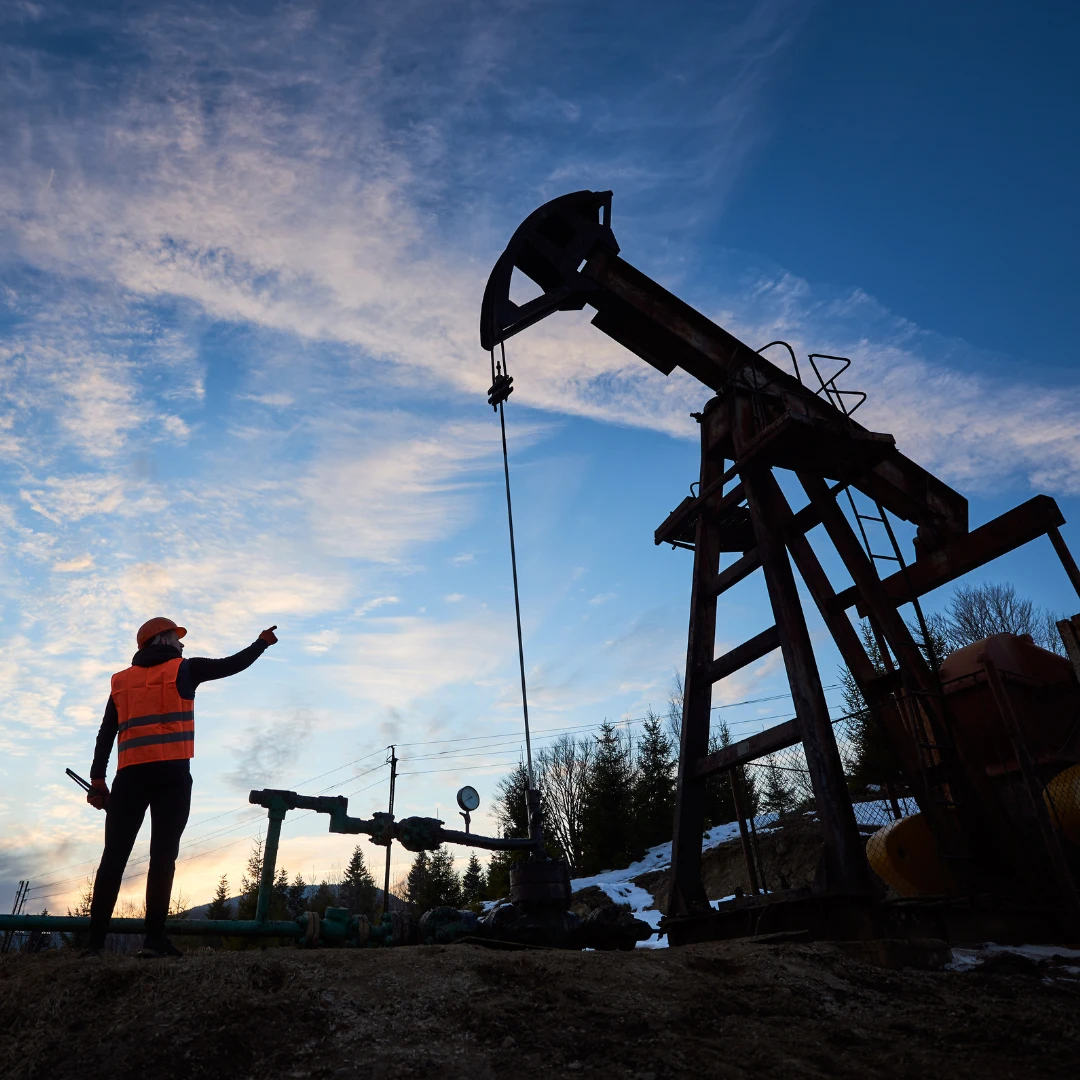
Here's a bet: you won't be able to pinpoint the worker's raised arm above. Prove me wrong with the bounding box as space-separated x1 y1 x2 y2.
181 626 279 694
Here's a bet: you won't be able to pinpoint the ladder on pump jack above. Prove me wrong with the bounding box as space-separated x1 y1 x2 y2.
807 354 975 885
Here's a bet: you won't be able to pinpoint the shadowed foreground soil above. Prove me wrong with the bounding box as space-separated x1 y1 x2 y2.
2 939 1078 1079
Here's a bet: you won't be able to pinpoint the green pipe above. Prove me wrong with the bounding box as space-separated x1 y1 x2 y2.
255 799 286 923
0 914 303 937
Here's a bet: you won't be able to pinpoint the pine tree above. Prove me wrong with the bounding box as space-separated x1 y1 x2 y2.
632 708 675 850
427 847 463 909
701 720 736 828
405 851 430 913
461 852 485 908
493 761 532 838
759 757 797 817
580 721 636 873
236 835 264 920
272 866 290 919
840 622 905 792
62 879 94 949
487 759 543 901
287 872 308 916
340 845 377 918
309 880 339 916
207 875 232 920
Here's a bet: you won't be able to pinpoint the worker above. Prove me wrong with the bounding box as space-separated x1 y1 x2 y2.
84 617 279 957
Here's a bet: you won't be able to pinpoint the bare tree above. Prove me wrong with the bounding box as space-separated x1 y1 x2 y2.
666 670 684 748
938 582 1064 655
536 734 593 871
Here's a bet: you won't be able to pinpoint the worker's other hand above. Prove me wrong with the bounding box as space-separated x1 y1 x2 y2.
259 625 278 646
87 779 110 811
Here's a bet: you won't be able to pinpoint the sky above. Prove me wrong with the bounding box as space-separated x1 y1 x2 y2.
2 0 1078 915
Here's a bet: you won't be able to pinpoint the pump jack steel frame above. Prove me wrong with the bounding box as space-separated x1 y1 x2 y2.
481 189 1080 945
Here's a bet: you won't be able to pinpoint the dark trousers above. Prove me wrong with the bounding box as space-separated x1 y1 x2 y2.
89 760 192 946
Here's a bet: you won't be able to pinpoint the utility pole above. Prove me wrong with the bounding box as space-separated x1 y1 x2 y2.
2 880 29 954
380 746 398 919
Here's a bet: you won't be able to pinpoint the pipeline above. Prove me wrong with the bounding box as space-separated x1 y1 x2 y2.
0 789 652 950
0 787 542 949
0 908 415 948
0 914 302 938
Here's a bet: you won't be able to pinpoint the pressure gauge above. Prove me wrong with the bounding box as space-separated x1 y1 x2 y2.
456 785 480 812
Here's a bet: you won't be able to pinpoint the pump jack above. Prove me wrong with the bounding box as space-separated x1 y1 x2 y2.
481 190 1080 946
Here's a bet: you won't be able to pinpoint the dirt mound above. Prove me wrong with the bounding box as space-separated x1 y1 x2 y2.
2 938 1078 1079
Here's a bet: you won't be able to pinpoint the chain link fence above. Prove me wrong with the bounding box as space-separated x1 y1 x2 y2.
738 713 917 834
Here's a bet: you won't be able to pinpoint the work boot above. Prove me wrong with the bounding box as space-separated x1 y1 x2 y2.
81 933 107 958
137 937 183 959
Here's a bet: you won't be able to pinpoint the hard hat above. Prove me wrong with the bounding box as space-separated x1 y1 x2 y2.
137 617 188 649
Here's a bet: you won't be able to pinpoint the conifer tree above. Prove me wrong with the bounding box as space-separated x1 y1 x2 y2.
309 880 339 916
839 622 905 792
494 761 532 837
236 835 264 920
235 837 292 919
405 850 430 913
759 757 797 817
632 708 675 850
427 846 463 909
287 872 308 916
580 721 636 873
461 852 485 907
701 720 736 828
207 875 232 920
340 845 377 918
272 866 290 919
486 760 540 899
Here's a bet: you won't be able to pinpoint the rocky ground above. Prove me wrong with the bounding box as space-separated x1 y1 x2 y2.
2 937 1078 1080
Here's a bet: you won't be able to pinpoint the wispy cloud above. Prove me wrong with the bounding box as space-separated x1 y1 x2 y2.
710 270 1080 496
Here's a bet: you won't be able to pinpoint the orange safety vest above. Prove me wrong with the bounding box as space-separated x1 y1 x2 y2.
111 659 195 770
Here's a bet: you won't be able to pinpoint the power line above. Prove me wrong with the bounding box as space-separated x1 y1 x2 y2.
388 685 840 750
24 681 844 901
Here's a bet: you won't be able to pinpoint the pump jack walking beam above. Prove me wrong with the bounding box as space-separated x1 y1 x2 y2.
481 190 1080 930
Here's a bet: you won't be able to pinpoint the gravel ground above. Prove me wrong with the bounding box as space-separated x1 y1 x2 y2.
2 938 1078 1079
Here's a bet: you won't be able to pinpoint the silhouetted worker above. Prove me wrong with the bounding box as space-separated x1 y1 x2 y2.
85 617 279 956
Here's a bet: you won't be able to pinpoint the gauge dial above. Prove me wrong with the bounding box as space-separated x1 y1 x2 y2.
456 785 480 812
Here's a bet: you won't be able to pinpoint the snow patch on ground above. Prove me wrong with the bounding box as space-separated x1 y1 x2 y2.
570 815 779 948
947 942 1080 972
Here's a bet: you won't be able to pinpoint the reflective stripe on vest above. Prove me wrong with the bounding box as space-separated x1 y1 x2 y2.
111 658 195 770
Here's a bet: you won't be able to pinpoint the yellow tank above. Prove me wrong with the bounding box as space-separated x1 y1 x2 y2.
1044 764 1080 846
866 813 955 897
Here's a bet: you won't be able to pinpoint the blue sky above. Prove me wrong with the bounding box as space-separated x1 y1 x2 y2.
2 0 1078 913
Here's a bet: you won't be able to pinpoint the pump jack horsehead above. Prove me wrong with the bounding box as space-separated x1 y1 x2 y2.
481 189 1080 945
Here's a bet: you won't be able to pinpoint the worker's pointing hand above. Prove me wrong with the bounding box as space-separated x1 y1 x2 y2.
87 778 110 811
259 625 278 646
